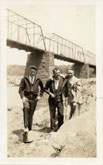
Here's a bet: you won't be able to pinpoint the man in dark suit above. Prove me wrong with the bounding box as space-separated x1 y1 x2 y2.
19 66 44 142
45 68 64 131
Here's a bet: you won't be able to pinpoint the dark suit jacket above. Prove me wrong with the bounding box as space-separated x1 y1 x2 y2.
45 76 64 100
19 76 44 99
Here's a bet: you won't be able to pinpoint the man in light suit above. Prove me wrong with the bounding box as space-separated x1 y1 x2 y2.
63 68 83 120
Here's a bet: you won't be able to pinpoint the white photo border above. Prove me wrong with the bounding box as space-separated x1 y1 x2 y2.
0 0 103 165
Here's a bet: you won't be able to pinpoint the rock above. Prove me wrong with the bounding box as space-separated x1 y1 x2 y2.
48 132 67 150
59 109 96 135
59 130 96 157
47 109 96 157
31 144 56 157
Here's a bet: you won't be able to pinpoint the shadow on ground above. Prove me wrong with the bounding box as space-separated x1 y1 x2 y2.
33 127 51 133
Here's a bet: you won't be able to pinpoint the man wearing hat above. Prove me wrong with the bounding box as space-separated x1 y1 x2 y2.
19 66 44 142
63 68 83 120
45 68 64 131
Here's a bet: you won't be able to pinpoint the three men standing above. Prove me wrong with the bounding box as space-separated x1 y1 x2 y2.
19 66 82 142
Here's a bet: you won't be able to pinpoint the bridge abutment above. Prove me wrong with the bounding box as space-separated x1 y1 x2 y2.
25 51 54 83
73 63 90 78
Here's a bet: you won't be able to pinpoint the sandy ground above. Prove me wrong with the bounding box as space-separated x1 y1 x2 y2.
7 77 96 157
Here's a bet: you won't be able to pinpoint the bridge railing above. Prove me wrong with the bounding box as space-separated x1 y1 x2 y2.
7 9 46 51
44 33 85 63
44 33 96 66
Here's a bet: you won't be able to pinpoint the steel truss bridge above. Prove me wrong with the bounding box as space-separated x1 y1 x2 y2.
7 9 96 67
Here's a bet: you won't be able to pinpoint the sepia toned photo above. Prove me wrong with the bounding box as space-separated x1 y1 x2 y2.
6 1 96 158
1 0 103 165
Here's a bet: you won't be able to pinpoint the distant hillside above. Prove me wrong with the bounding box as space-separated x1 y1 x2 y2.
7 65 25 76
7 65 71 76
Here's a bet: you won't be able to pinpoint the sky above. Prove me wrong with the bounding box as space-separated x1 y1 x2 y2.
6 1 96 66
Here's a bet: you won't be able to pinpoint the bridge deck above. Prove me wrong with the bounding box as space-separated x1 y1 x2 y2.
7 39 95 68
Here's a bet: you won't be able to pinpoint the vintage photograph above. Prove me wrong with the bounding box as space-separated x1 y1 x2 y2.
6 1 97 158
0 1 101 164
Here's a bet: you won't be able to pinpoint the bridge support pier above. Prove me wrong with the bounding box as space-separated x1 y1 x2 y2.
73 63 90 78
25 51 54 83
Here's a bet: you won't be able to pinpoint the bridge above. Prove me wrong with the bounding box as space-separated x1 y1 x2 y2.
7 9 96 81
